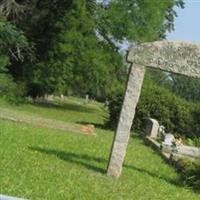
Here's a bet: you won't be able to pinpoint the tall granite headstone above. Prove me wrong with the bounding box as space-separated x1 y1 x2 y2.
107 41 200 177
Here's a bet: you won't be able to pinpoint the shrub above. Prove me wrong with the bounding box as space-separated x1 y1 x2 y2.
26 82 46 100
0 17 30 103
0 53 25 103
0 55 14 99
106 78 200 139
0 74 25 103
178 159 200 192
187 137 200 147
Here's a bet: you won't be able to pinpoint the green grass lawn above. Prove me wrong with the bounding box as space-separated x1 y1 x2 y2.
0 98 199 200
0 97 106 125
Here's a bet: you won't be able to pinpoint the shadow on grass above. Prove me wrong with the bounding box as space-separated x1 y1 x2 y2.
29 146 106 173
29 146 185 189
30 101 96 113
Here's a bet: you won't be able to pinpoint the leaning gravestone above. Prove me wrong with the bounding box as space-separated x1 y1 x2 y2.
144 118 160 139
107 41 200 177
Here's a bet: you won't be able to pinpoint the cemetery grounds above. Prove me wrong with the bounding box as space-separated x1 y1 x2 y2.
0 97 200 200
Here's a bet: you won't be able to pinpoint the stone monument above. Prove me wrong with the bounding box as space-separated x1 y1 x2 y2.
107 41 200 177
144 118 160 138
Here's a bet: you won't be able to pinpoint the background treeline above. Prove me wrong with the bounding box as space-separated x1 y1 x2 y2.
0 0 185 99
0 0 199 139
107 69 200 140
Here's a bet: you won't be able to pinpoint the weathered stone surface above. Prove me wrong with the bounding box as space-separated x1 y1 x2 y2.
144 118 160 138
127 41 200 78
177 145 200 159
107 64 145 177
107 40 200 178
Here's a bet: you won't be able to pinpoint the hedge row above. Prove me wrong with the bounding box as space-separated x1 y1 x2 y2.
177 159 200 192
106 79 200 139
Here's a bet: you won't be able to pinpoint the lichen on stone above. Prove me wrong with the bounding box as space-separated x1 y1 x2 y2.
127 41 200 78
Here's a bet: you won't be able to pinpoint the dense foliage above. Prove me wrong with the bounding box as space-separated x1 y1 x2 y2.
0 0 184 100
34 1 126 97
106 72 200 139
178 159 200 192
147 69 200 102
0 17 29 101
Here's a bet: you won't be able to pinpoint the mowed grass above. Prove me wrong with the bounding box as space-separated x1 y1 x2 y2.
0 98 199 200
0 97 105 125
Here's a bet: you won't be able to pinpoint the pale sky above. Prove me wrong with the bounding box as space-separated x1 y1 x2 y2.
167 0 200 43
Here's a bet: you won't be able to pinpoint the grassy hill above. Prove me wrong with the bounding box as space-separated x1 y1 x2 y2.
0 98 199 200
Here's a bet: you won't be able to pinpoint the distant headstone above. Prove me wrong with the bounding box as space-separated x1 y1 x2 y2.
85 94 89 104
60 94 64 100
44 94 48 100
144 118 160 139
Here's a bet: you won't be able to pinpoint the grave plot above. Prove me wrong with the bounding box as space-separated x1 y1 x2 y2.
107 41 200 177
143 118 200 160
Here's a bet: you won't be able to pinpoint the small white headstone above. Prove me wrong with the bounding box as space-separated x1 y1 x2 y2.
47 95 54 101
85 95 89 104
162 133 175 146
60 94 64 100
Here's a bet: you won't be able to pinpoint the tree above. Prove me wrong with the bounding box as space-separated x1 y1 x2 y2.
0 0 184 99
146 69 200 103
34 0 125 98
169 74 200 102
96 0 184 43
0 17 31 100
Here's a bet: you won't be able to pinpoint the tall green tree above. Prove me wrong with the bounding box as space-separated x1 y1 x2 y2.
146 69 200 103
168 74 200 102
34 0 125 97
33 0 184 97
1 0 184 99
0 17 30 99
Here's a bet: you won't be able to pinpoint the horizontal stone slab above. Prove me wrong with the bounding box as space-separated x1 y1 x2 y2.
177 145 200 158
127 41 200 78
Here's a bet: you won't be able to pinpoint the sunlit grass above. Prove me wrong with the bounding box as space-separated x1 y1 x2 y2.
0 98 199 200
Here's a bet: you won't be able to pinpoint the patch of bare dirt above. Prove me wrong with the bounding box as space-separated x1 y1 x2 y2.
0 108 96 136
